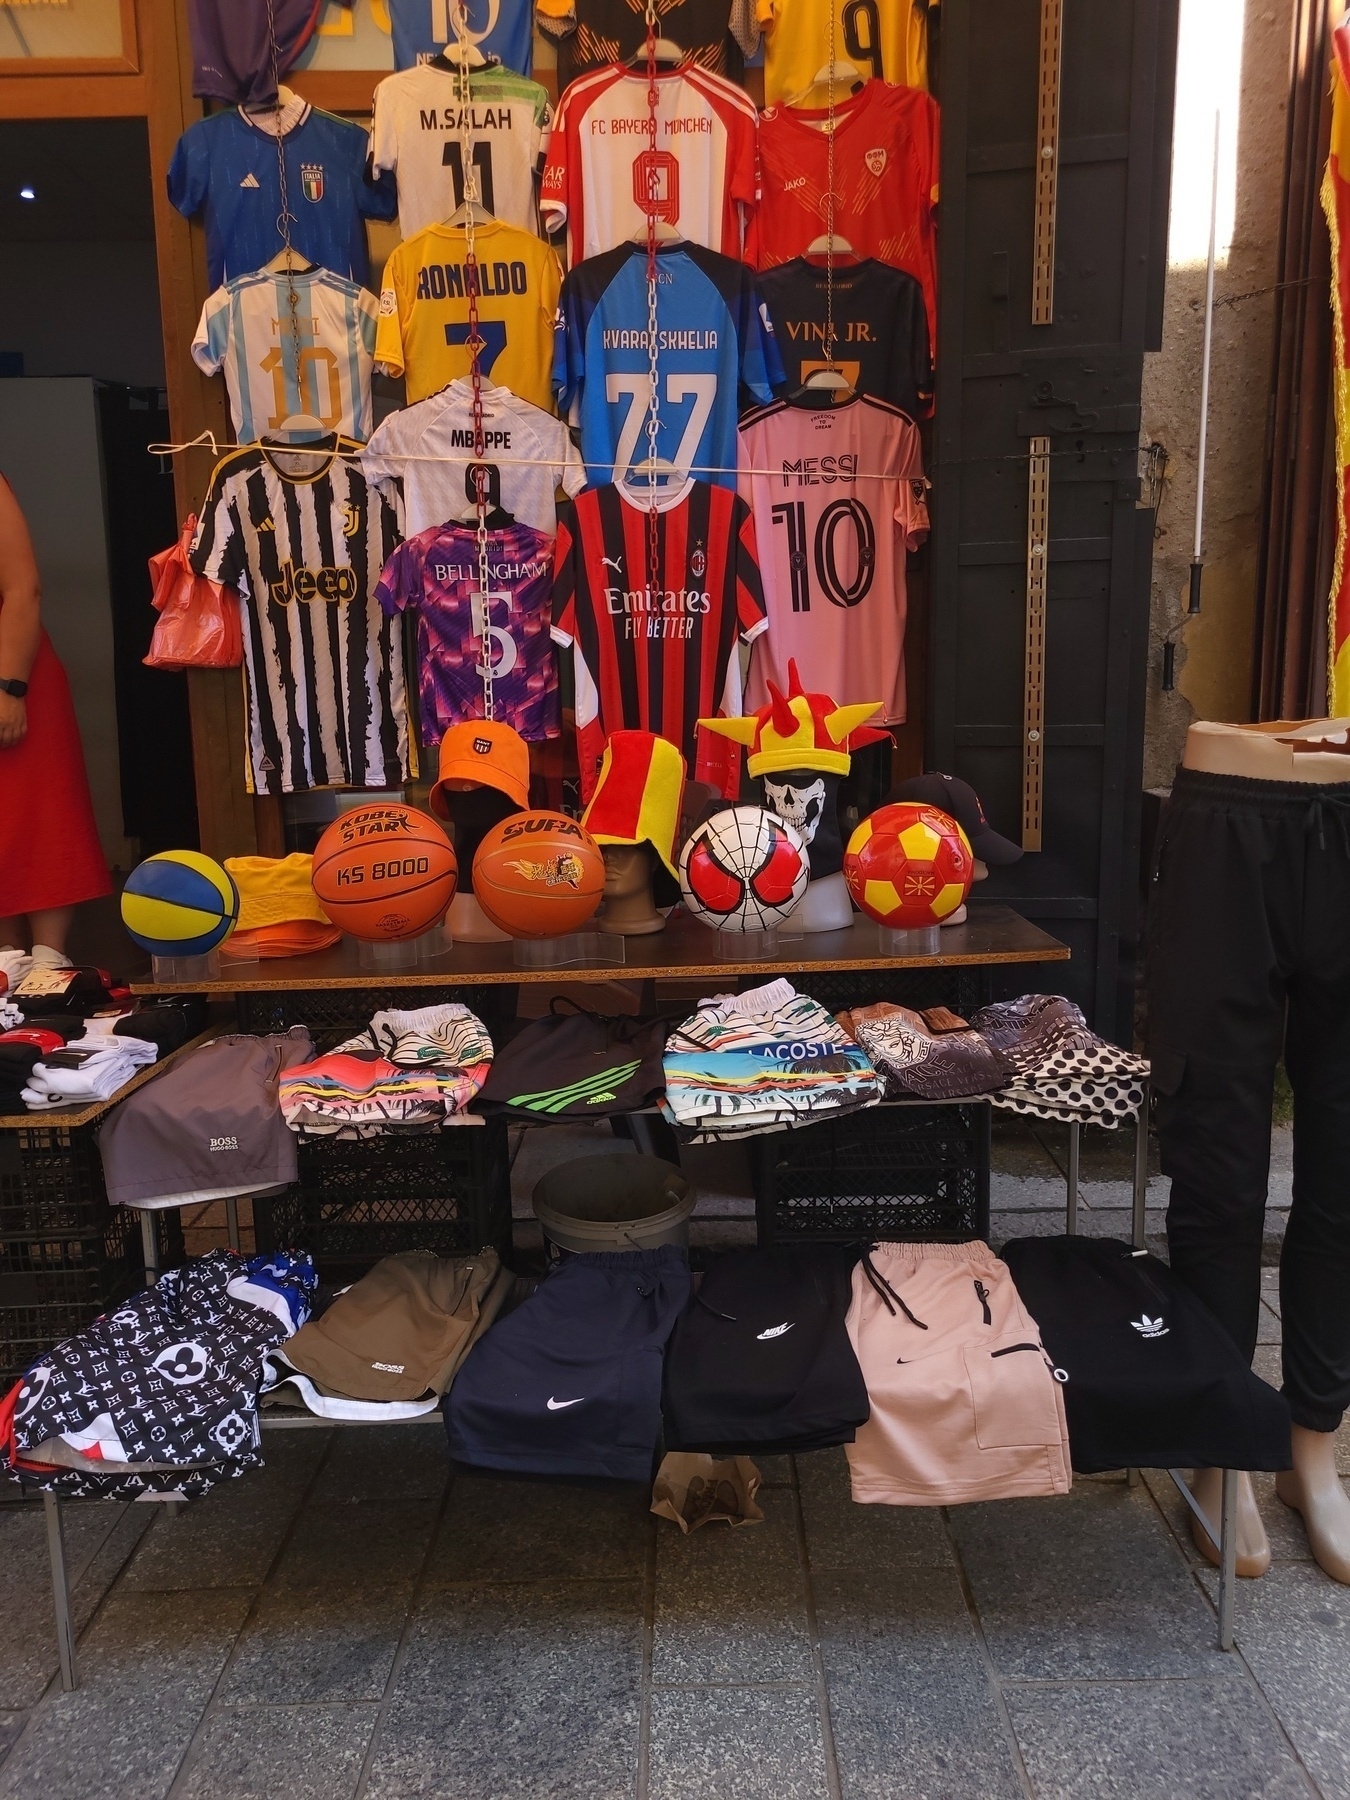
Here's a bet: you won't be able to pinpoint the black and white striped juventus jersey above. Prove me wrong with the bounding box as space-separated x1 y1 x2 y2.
191 436 413 796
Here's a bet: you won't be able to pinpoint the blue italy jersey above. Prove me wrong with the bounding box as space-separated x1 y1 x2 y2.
388 0 536 77
554 242 785 490
167 105 397 291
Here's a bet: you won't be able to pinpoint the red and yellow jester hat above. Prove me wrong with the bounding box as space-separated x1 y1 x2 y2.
699 660 886 778
581 731 687 877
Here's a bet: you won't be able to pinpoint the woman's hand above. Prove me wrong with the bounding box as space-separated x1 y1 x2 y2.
0 691 27 748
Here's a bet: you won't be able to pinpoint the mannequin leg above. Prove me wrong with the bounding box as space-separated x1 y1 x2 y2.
27 907 74 958
1188 1467 1270 1577
0 917 26 950
1272 967 1350 1581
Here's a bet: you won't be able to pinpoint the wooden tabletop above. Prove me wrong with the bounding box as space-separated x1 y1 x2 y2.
127 905 1069 995
0 1027 220 1133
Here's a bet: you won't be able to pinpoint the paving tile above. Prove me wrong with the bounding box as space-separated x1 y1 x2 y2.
1253 1345 1283 1389
947 1483 1228 1679
119 1481 307 1593
0 1588 250 1800
271 1500 439 1590
1007 1677 1308 1799
175 1704 375 1800
0 1500 151 1708
0 1715 24 1768
814 1563 1024 1800
1256 1300 1282 1345
796 1447 952 1572
217 1585 411 1704
648 1686 829 1800
653 1486 810 1683
425 1472 648 1585
307 1425 448 1504
363 1580 641 1799
1220 1561 1350 1796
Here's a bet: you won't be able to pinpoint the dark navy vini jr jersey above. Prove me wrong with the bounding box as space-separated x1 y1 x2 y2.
554 241 784 490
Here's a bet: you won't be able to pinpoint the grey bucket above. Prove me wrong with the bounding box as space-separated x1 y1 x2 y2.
532 1154 695 1260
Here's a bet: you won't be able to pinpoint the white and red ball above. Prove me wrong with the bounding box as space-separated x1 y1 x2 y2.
678 805 810 933
843 803 974 928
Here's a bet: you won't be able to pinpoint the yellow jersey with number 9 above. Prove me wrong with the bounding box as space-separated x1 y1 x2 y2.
374 218 562 411
757 0 930 105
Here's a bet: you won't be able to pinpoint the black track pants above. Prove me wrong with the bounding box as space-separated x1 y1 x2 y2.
1148 767 1350 1433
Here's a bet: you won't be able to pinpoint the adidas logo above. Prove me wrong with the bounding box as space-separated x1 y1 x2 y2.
240 172 261 189
1130 1314 1168 1339
509 1059 643 1115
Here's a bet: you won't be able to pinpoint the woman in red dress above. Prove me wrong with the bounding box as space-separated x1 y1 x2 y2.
0 475 112 970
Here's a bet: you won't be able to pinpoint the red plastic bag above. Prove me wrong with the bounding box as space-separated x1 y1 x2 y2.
143 514 242 670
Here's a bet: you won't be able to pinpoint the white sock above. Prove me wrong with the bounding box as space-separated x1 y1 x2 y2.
30 945 73 970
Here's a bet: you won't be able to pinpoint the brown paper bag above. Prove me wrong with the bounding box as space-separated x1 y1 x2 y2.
650 1453 765 1532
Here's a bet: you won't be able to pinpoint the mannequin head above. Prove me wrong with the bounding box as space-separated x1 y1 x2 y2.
597 842 666 935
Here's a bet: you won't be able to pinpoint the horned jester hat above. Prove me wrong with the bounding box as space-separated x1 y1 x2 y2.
699 661 888 777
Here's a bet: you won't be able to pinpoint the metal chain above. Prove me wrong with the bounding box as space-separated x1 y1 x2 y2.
264 0 303 430
452 0 495 721
643 0 661 603
823 0 837 378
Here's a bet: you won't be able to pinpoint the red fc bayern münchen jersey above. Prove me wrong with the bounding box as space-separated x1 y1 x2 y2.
540 62 760 263
550 477 767 799
757 79 939 349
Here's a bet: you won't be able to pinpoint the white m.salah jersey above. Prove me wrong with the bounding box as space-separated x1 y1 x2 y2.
369 61 553 240
191 438 414 796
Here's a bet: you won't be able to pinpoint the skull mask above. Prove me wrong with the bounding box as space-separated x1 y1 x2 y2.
760 769 843 879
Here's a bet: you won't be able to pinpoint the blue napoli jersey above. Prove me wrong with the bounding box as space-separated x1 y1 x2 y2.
388 0 535 76
554 242 785 490
167 106 397 291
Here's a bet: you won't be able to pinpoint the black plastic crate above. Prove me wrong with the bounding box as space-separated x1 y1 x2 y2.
0 1209 179 1385
0 1125 110 1237
256 1119 512 1281
751 1102 990 1244
789 966 991 1018
236 985 519 1054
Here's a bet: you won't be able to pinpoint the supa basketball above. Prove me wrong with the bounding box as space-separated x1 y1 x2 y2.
120 850 239 957
311 803 457 941
843 803 974 928
472 811 605 937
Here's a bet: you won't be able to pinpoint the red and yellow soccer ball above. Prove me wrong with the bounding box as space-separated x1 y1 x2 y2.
843 803 974 928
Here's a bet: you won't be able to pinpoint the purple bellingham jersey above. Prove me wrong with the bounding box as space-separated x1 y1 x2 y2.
377 522 560 745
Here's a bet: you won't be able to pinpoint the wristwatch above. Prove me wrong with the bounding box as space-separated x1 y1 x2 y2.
0 678 27 698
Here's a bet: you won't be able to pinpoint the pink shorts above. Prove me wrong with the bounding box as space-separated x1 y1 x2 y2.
845 1241 1072 1506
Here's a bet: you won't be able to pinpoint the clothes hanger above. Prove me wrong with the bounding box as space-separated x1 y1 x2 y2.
804 231 857 259
619 456 685 501
625 35 685 66
629 219 683 244
788 58 865 109
447 195 496 229
790 366 856 402
429 42 490 69
262 245 318 275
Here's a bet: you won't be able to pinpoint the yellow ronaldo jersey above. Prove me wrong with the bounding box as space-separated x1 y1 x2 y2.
374 219 562 410
757 0 930 104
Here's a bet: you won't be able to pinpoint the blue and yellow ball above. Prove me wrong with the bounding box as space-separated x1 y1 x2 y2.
120 851 239 957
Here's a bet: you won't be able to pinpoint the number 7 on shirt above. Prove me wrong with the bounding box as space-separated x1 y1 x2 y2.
605 373 717 480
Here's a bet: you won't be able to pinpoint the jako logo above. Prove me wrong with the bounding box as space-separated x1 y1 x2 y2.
209 1136 239 1153
1130 1314 1168 1338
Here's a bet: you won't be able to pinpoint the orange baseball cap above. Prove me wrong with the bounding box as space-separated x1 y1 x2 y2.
428 721 530 819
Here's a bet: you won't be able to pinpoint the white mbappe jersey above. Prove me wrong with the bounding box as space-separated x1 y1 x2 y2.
369 61 552 240
192 270 379 444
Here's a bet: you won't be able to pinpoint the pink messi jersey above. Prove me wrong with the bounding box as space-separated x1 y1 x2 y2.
737 396 928 724
540 62 759 262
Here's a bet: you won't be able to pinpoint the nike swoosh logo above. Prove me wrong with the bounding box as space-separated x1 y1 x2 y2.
757 1322 794 1340
547 1397 584 1410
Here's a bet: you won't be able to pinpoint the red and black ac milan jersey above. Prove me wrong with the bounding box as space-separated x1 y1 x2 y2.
550 478 767 800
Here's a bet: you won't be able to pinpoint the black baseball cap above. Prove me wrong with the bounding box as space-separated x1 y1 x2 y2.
884 773 1024 865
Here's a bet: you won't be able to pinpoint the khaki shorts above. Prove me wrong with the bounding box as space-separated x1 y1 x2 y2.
845 1241 1071 1506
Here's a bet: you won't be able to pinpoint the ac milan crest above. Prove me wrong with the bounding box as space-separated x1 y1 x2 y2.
690 544 707 581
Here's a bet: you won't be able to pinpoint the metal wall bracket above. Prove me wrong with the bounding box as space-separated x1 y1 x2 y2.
1023 436 1051 849
1033 0 1064 324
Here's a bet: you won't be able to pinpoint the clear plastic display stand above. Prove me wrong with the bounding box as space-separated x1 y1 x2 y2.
151 950 222 983
512 932 626 969
715 927 781 961
352 928 453 971
877 923 942 956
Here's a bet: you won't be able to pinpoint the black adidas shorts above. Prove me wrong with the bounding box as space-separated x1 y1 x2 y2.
663 1246 869 1456
444 1247 690 1482
1002 1236 1291 1473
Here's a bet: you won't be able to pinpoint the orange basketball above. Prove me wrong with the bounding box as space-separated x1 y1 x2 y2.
472 810 605 937
312 802 458 941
